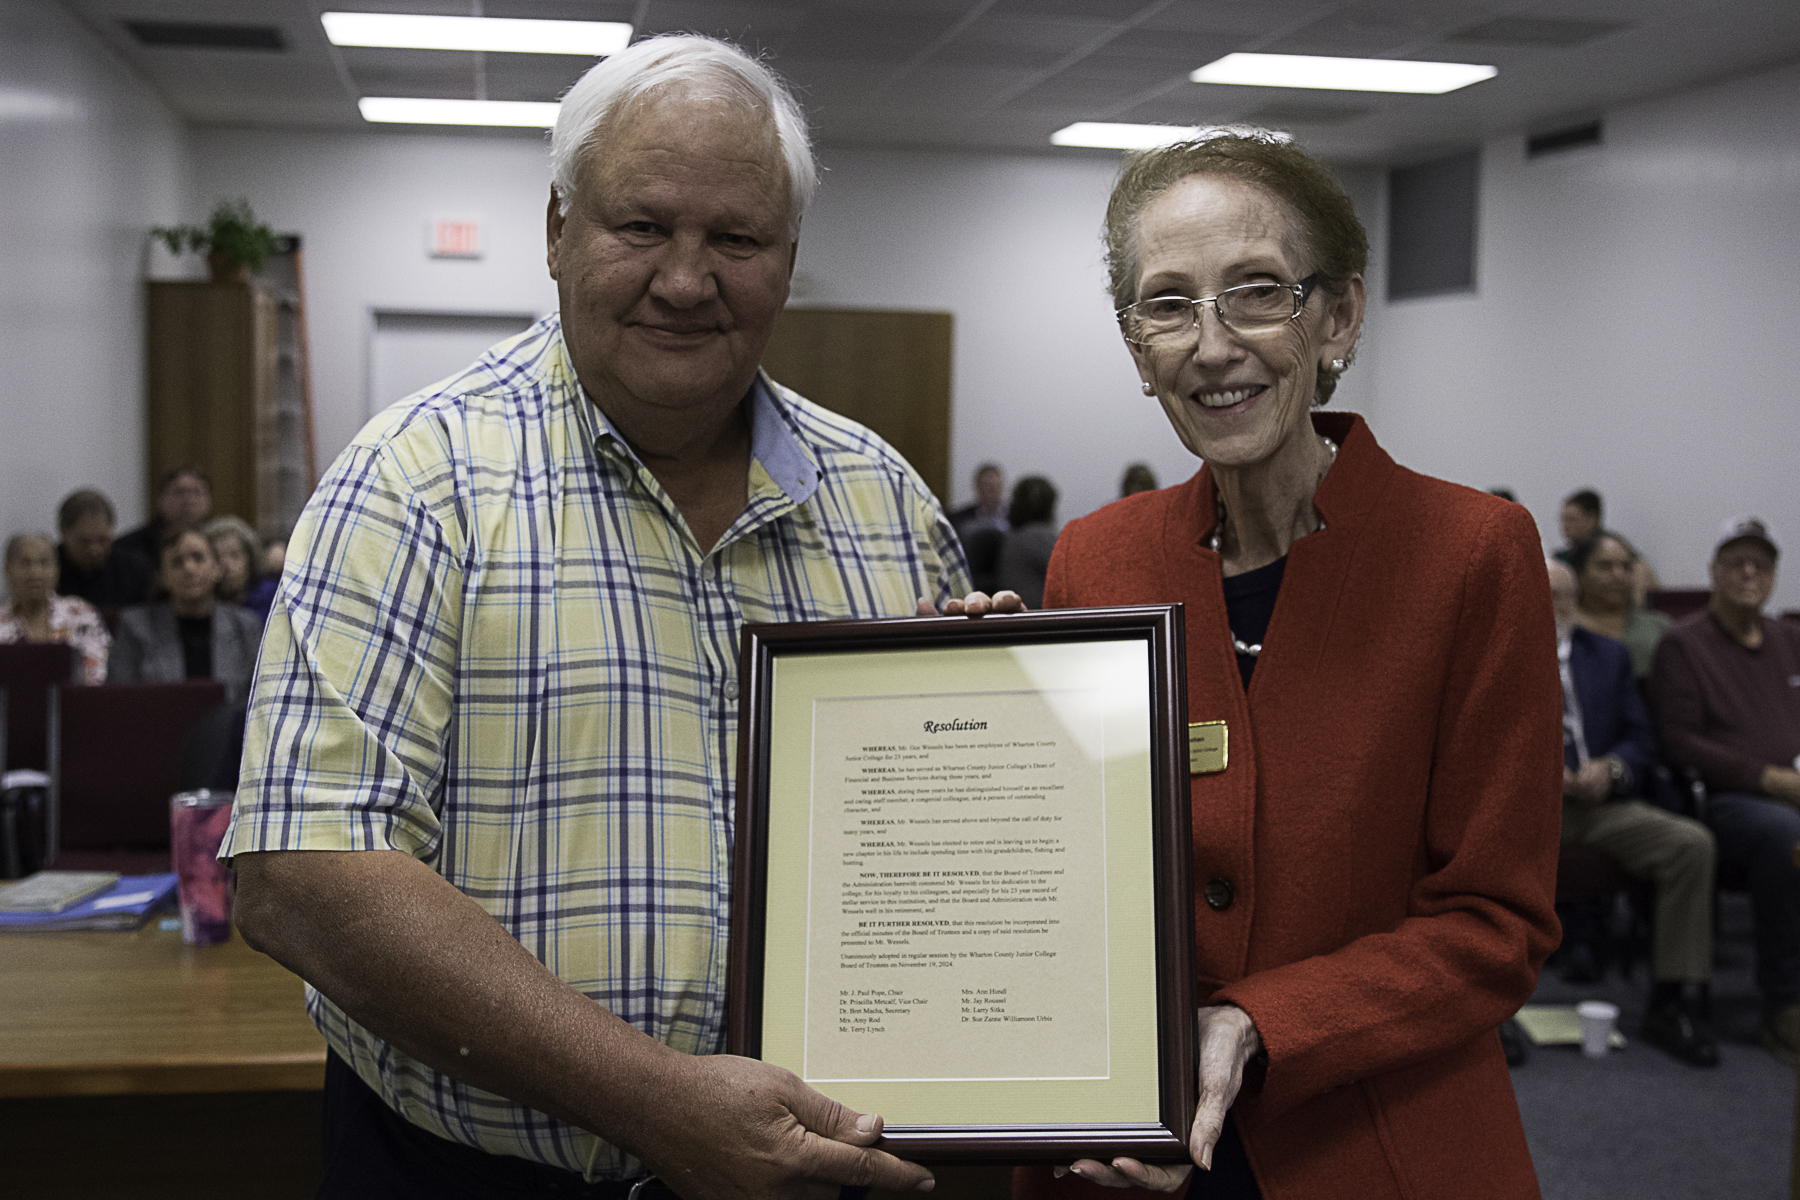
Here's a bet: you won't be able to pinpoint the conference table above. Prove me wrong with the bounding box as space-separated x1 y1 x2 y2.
0 920 326 1198
0 919 325 1097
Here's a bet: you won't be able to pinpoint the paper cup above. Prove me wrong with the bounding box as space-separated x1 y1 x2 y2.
170 790 236 945
1577 1000 1618 1059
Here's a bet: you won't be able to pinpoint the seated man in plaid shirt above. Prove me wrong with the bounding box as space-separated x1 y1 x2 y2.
225 34 989 1200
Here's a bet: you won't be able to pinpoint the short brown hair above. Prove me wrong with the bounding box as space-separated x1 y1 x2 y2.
57 488 114 531
1103 128 1369 405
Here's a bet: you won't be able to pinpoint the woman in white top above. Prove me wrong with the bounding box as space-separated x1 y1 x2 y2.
0 532 111 684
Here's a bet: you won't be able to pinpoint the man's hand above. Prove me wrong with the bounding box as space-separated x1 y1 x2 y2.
1058 1005 1261 1191
627 1055 933 1200
914 590 1026 617
1762 765 1800 804
1563 760 1612 805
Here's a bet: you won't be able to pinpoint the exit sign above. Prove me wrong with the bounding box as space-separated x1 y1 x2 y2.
428 218 482 259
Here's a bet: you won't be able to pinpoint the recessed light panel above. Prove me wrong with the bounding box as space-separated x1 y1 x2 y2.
323 13 631 56
1050 122 1202 150
358 98 561 127
1190 53 1496 94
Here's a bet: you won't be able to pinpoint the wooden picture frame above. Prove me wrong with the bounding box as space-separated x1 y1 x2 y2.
728 605 1195 1162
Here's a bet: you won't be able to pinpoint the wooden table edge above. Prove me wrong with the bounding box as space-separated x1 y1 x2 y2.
0 1052 327 1097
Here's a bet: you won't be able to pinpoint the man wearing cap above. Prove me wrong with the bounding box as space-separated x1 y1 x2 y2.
1652 517 1800 1063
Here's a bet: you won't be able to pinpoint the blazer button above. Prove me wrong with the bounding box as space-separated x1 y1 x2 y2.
1204 877 1234 911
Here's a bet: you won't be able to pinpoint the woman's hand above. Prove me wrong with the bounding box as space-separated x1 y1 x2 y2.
914 591 1026 617
1059 1005 1262 1190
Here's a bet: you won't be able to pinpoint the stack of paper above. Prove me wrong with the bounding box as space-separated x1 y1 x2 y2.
0 873 179 932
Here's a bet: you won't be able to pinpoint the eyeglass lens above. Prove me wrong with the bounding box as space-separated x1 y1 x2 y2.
1127 283 1298 341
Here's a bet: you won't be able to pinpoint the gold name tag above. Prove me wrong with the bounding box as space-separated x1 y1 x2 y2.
1188 721 1228 774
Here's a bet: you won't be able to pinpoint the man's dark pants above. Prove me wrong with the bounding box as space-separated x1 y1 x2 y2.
1709 791 1800 1005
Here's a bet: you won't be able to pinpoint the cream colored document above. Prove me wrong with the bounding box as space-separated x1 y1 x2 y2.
800 688 1110 1082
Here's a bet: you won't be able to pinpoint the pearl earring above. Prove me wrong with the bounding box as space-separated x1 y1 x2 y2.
1330 358 1347 372
1140 382 1155 396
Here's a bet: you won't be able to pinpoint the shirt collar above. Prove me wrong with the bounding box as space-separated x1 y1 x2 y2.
573 369 820 508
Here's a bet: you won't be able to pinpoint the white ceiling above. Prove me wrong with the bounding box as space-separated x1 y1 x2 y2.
61 0 1800 162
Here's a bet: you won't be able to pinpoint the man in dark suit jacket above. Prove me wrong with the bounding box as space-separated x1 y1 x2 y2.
1550 560 1717 1065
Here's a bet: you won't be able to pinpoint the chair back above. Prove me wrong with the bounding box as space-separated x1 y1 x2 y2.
0 642 78 771
49 680 228 859
1645 588 1711 620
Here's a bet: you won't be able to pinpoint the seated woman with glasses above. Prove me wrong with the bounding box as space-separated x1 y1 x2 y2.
1016 130 1561 1199
0 532 111 684
107 528 263 707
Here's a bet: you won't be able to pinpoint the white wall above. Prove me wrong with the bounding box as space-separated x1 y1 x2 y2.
0 0 189 536
1364 59 1800 611
186 128 559 463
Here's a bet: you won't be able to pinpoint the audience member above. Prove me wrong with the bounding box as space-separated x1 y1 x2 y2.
1549 560 1718 1065
0 532 110 684
261 536 287 580
995 475 1058 609
1652 516 1800 1064
116 467 212 569
1573 533 1671 678
1555 488 1604 568
949 461 1007 544
221 36 964 1196
206 515 277 622
108 528 261 707
55 488 151 607
1120 462 1158 497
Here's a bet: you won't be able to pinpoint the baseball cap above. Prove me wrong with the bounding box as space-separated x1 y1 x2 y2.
1713 516 1779 560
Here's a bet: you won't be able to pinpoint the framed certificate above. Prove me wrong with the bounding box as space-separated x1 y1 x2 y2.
728 606 1195 1161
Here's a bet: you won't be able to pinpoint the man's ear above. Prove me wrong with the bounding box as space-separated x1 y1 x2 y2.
546 187 566 281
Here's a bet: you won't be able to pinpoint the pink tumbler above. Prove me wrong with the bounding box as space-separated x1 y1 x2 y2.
170 790 236 945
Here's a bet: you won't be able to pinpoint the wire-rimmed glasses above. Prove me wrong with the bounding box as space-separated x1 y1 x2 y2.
1116 274 1318 346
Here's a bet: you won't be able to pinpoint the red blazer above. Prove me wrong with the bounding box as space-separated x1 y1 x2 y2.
1017 413 1561 1200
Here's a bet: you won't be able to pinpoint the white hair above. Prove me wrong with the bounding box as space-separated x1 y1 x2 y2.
550 34 818 237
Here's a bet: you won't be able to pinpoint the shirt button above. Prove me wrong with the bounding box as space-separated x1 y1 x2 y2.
724 680 738 701
1204 877 1234 912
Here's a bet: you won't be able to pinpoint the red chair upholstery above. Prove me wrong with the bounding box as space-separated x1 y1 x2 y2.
0 642 78 772
1645 588 1711 621
48 680 227 873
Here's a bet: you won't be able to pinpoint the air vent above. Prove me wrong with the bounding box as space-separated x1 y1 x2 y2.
124 21 286 51
1447 17 1627 47
1527 121 1603 157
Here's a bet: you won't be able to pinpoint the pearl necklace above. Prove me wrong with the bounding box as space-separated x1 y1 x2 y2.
1211 436 1337 658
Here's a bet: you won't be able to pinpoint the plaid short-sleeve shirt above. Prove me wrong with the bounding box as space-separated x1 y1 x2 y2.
222 315 969 1179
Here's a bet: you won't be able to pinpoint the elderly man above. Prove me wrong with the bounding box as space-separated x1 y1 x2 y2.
1548 561 1717 1065
1653 517 1800 1064
226 36 974 1198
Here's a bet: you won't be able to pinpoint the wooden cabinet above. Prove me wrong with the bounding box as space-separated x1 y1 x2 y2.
145 264 315 538
759 308 953 504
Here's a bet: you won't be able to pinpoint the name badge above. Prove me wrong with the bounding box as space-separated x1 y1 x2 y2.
1188 721 1229 775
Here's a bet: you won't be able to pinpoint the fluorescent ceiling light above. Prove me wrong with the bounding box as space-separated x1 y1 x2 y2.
1190 53 1496 94
1051 122 1201 150
359 97 560 127
322 12 631 56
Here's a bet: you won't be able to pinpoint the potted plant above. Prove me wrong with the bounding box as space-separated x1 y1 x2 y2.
153 199 281 283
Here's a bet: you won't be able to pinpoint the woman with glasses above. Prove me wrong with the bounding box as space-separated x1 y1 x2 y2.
1018 131 1562 1200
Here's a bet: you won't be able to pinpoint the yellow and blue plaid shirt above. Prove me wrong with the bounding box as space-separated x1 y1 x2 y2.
222 315 968 1179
